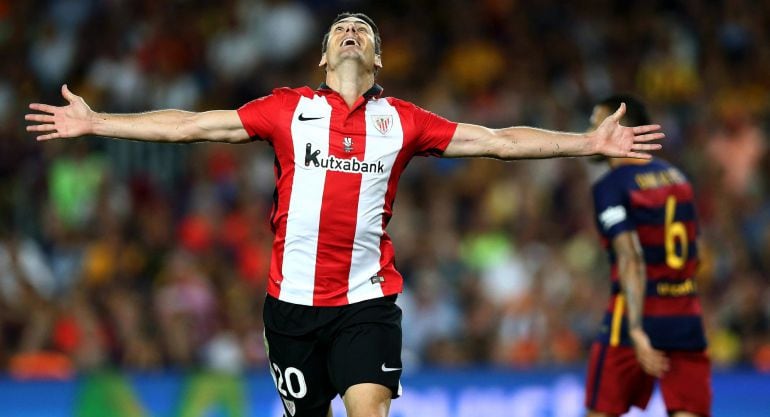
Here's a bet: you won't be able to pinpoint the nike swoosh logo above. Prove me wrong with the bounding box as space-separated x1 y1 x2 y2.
381 363 402 372
298 113 324 121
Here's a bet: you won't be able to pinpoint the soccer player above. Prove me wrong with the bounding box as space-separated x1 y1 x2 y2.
584 95 711 417
26 13 663 417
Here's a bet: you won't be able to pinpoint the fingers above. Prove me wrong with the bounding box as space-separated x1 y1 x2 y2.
658 354 670 372
632 124 662 134
35 132 61 141
610 102 626 122
641 349 670 378
626 143 662 158
26 108 62 140
650 357 670 378
25 114 55 123
28 103 59 114
625 152 653 160
26 124 57 132
645 365 664 378
62 84 76 102
632 143 662 151
634 132 665 142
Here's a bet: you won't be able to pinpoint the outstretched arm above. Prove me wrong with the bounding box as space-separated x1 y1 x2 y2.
26 85 251 144
443 103 663 159
612 231 670 378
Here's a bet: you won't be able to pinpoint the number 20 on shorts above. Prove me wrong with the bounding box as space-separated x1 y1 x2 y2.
271 363 308 399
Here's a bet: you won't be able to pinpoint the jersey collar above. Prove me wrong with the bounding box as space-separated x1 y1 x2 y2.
317 82 384 99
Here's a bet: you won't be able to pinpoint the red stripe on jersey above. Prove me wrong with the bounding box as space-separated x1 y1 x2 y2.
629 183 693 208
312 107 367 306
378 234 401 294
646 259 699 280
377 132 412 296
645 295 702 316
606 294 702 316
610 258 698 282
266 94 302 300
636 221 697 246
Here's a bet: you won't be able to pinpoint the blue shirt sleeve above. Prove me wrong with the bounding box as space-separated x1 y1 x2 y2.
592 175 635 240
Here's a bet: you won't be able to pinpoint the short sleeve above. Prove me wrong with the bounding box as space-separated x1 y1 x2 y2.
237 91 284 142
411 104 458 157
592 177 635 240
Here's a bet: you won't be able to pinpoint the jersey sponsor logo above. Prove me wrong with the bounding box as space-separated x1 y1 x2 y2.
343 137 353 153
371 115 393 135
304 143 321 167
599 205 627 230
656 278 697 297
303 143 385 174
381 363 402 372
298 113 324 121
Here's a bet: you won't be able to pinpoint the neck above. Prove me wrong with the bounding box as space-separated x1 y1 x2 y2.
609 157 652 169
325 61 376 108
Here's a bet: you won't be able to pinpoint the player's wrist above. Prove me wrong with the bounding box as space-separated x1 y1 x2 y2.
583 131 600 156
628 327 647 345
88 111 106 136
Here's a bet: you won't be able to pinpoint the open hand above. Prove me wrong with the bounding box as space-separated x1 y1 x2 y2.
26 84 94 141
591 103 664 159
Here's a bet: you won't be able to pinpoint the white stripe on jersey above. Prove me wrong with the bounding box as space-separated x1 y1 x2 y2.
347 99 404 303
280 95 333 305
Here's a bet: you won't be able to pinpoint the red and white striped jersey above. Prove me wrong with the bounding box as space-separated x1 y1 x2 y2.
237 84 457 306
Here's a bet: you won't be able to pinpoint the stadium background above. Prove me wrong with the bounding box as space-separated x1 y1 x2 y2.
1 0 769 416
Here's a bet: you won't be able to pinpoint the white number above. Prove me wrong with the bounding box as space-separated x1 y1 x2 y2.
284 367 308 398
271 363 308 399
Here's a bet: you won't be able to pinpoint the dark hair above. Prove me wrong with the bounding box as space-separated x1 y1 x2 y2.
321 12 382 55
596 94 651 126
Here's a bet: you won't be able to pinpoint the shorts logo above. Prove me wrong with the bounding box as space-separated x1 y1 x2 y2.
381 363 402 372
343 137 353 153
282 398 296 416
371 115 393 135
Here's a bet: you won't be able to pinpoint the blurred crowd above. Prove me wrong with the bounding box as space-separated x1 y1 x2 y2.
1 0 770 378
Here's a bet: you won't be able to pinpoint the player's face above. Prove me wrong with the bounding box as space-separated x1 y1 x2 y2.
589 105 612 131
320 17 381 72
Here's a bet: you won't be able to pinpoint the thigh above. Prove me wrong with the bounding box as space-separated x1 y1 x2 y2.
328 303 403 399
659 350 712 417
264 327 335 417
585 343 655 415
343 383 392 417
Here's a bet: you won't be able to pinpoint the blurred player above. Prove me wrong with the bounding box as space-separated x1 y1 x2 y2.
584 95 711 417
26 13 663 417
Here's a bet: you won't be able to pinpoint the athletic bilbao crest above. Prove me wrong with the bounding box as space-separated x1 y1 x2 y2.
371 115 393 135
343 137 353 153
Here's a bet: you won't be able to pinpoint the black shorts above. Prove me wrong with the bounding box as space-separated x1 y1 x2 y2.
263 294 403 417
